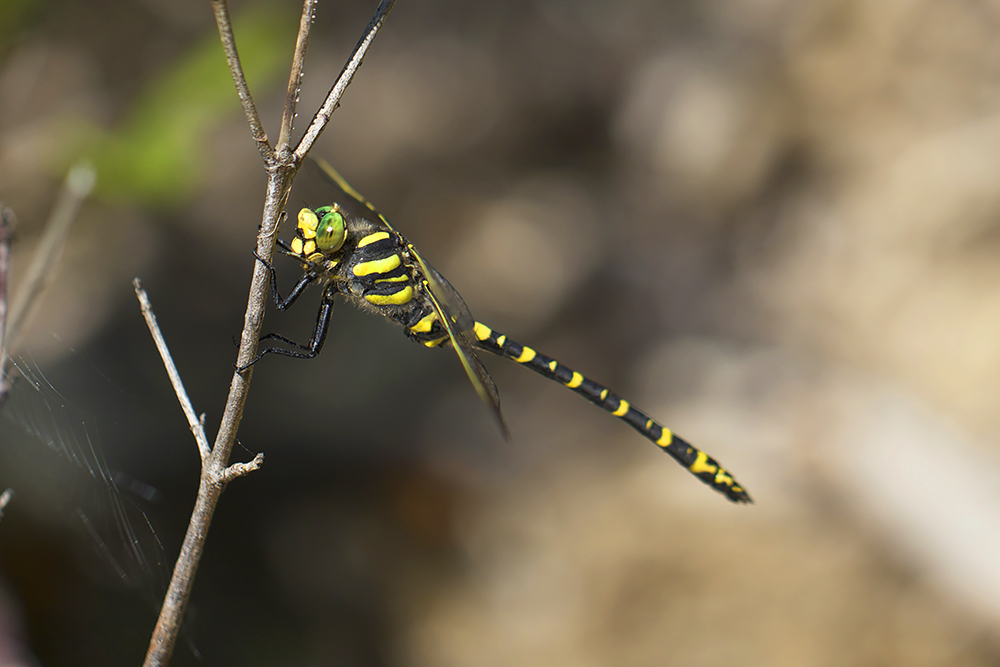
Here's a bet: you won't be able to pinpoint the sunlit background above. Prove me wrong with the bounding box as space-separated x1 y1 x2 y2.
2 0 1000 665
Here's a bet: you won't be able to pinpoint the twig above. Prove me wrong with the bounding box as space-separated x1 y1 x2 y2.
0 205 16 402
0 163 94 402
220 452 265 485
5 163 95 357
0 488 12 521
143 3 398 664
211 0 274 162
276 0 319 153
133 279 211 462
294 0 397 161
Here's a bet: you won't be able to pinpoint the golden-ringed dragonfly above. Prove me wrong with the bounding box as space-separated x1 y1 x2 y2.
247 159 751 503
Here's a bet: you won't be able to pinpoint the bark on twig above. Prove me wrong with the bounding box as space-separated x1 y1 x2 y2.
211 0 274 162
133 279 211 461
277 0 319 152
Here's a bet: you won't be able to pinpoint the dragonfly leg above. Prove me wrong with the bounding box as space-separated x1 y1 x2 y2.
237 287 335 371
254 251 317 311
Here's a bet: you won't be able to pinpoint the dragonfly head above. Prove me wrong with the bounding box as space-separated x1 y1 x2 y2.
287 204 348 265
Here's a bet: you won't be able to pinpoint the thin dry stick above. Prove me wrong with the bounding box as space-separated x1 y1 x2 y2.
211 0 274 162
4 163 95 360
0 163 94 400
294 0 396 161
276 0 319 152
0 205 16 401
142 2 396 664
133 279 211 461
0 488 12 521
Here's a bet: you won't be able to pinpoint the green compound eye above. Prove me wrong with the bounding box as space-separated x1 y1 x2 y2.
314 206 347 252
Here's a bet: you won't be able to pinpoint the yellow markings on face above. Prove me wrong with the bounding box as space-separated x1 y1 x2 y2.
423 336 448 347
297 208 319 237
353 254 401 276
548 360 557 372
302 240 317 256
612 400 630 417
689 451 718 475
365 286 413 306
358 231 390 248
600 388 609 401
410 311 439 333
566 372 583 388
290 237 304 255
474 322 492 341
656 428 673 446
496 335 506 347
375 275 409 283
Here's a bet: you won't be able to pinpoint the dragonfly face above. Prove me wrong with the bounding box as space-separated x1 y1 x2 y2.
288 205 348 270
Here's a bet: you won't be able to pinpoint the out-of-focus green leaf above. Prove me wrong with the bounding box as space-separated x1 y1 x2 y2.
79 5 295 207
0 0 37 52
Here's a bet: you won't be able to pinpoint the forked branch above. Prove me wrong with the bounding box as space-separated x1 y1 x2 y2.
142 2 397 665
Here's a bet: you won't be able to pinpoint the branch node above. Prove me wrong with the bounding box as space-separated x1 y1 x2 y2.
220 452 265 485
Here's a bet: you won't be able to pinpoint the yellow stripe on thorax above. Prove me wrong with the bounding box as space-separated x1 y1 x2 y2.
365 286 413 305
358 231 390 247
354 254 401 276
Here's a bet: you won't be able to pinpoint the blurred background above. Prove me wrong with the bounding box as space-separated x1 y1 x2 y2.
2 0 1000 664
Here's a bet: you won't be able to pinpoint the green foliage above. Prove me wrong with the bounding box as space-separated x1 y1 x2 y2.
80 6 294 207
0 0 38 52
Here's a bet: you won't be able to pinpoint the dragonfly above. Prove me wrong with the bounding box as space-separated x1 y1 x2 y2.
246 159 751 503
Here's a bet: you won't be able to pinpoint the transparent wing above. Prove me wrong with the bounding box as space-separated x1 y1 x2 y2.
312 157 394 231
413 253 508 439
313 157 508 436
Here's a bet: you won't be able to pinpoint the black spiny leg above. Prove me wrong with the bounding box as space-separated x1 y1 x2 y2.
256 249 316 311
238 254 334 370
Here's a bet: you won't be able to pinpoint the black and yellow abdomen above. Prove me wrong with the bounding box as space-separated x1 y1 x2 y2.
468 322 751 503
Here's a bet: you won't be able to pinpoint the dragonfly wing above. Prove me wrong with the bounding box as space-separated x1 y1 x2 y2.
314 157 507 437
412 252 508 439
